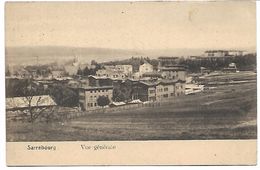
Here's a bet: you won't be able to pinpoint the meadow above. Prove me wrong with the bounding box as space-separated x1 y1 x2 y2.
6 72 257 141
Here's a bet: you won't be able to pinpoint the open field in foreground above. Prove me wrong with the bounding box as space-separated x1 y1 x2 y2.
7 72 257 141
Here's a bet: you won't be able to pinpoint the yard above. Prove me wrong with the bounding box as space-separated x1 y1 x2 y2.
6 71 257 141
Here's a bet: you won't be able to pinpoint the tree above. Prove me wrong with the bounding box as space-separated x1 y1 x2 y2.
97 96 110 108
20 79 55 123
77 68 83 75
48 84 79 107
112 89 127 102
91 60 97 66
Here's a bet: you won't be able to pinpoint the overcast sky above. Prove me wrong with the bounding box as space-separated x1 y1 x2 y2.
5 1 256 50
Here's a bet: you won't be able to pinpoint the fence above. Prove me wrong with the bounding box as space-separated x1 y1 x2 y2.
6 95 187 122
62 96 187 120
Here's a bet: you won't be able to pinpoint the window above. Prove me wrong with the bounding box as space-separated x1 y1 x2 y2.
149 89 155 94
94 103 97 106
94 96 96 98
102 90 104 92
163 94 168 98
170 93 174 96
164 87 168 92
90 91 93 93
98 90 100 92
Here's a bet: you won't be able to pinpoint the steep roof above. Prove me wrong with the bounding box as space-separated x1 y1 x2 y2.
139 81 160 87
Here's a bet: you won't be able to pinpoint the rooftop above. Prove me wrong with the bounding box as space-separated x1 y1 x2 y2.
79 85 113 90
6 95 56 110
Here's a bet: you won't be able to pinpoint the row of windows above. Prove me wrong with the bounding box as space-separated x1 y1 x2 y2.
90 89 109 93
96 74 125 78
156 92 175 99
157 88 163 92
149 89 155 94
163 94 168 98
87 103 97 107
89 95 109 99
176 85 184 89
157 87 169 92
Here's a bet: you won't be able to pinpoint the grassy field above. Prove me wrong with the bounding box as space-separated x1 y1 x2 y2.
6 71 257 141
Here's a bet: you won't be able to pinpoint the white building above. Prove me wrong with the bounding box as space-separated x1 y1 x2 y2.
115 65 133 76
228 50 244 56
139 63 153 76
204 50 244 57
96 69 126 79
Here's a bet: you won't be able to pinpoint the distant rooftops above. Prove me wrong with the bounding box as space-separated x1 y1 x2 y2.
160 66 186 71
158 56 179 60
79 85 113 90
205 50 244 53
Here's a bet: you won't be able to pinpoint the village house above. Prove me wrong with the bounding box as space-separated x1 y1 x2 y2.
79 86 113 111
158 56 180 69
78 76 113 110
223 63 238 73
115 65 133 76
139 62 153 76
204 50 244 57
113 78 185 103
96 65 131 79
160 65 186 81
204 50 229 57
228 50 244 56
134 79 185 102
142 72 163 80
51 69 65 79
96 69 126 79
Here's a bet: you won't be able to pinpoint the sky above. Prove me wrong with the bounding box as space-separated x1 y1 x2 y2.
5 1 256 51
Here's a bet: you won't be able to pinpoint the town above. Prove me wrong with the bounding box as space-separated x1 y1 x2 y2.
6 49 257 141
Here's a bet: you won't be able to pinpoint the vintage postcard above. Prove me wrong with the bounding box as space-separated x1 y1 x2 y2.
5 1 256 166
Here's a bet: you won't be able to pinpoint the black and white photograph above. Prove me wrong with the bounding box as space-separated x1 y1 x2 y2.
4 0 257 166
